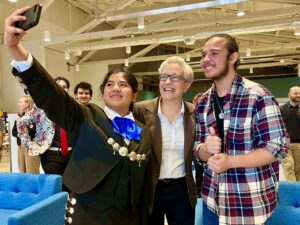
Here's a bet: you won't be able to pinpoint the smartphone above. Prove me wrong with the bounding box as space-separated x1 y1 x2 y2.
15 4 42 31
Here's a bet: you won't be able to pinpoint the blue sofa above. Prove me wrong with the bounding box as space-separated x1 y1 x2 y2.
195 181 300 225
0 173 68 225
195 198 203 225
266 181 300 225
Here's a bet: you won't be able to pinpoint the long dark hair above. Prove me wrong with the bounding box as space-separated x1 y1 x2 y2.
99 68 138 111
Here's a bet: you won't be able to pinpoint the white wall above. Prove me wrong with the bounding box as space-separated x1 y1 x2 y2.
0 41 44 112
44 47 75 92
0 41 76 113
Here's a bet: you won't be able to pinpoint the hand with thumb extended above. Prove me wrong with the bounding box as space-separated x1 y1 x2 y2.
204 127 222 155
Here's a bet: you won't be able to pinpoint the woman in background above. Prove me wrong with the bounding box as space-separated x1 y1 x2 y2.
12 96 40 173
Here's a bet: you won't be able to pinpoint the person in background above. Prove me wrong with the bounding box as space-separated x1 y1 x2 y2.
0 119 4 162
12 112 24 153
39 76 72 180
12 96 40 173
74 81 93 105
5 7 152 225
280 86 300 181
134 56 197 225
193 33 289 225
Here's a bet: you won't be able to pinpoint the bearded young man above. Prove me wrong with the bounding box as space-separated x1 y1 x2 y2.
193 33 289 225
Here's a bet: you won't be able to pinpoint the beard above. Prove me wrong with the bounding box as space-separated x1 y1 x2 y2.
290 96 300 103
203 54 232 81
212 63 229 81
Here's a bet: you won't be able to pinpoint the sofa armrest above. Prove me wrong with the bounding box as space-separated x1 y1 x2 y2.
7 192 68 225
195 198 203 225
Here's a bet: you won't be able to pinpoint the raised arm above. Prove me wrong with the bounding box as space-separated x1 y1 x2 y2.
4 7 85 134
4 6 30 61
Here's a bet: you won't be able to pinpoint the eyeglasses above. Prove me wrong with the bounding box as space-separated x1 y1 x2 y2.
159 74 183 82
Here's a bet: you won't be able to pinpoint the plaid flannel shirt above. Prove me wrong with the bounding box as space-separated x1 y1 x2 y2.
193 75 289 225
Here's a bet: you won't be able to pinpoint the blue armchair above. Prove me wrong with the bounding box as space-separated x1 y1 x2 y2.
0 173 68 225
266 181 300 225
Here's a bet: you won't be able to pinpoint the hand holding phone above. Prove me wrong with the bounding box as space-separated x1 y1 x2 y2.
15 4 42 31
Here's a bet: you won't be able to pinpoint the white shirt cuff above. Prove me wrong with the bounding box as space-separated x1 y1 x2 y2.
11 54 33 73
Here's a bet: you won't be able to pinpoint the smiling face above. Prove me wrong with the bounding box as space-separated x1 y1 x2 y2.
18 96 32 113
159 63 191 102
200 36 238 81
75 88 91 105
102 72 138 116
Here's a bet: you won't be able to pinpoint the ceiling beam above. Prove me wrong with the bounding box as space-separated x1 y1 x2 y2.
41 5 300 47
105 0 248 21
73 0 135 34
79 43 300 66
41 0 56 14
251 0 300 4
78 20 128 63
61 17 295 52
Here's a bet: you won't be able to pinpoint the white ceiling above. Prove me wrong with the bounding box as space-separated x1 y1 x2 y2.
1 0 300 89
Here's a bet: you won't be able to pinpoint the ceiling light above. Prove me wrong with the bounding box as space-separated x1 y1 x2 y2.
75 64 80 72
43 30 51 42
249 67 253 74
237 3 245 17
65 51 70 60
280 59 285 63
137 17 145 30
246 47 251 57
294 28 300 36
186 54 191 62
184 36 196 45
124 59 129 67
9 0 18 2
126 46 131 54
293 21 300 36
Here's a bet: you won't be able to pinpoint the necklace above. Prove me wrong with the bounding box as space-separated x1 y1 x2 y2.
215 95 224 119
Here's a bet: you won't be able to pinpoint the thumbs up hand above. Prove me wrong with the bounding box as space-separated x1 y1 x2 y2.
204 127 222 155
208 153 230 173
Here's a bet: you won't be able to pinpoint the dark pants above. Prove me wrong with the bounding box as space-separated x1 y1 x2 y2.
40 150 71 192
150 177 195 225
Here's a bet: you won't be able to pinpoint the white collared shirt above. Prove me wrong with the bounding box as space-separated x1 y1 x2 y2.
104 106 135 145
158 99 185 179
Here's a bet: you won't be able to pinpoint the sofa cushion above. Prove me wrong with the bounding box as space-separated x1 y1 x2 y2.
0 173 61 210
267 181 300 225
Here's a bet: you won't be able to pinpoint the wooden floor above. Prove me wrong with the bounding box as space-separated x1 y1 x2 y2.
0 150 11 172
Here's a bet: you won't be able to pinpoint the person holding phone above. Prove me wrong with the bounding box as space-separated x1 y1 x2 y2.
5 7 152 225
